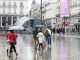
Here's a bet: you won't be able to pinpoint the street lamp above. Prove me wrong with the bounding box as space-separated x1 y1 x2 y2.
41 0 42 20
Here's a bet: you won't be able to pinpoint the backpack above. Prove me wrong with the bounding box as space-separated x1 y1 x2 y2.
44 30 50 37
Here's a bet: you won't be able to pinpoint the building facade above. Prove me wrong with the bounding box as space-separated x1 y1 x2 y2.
44 0 57 24
70 0 80 16
56 0 80 33
70 0 80 32
30 0 58 25
30 0 80 29
70 0 80 23
0 0 27 27
30 0 41 19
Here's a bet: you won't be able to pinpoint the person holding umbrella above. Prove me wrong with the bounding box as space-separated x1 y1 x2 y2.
8 30 18 56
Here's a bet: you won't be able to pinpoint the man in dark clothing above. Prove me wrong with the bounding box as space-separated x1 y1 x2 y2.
32 27 39 49
33 27 38 38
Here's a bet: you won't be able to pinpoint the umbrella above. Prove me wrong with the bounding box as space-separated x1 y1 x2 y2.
8 26 25 30
35 25 45 28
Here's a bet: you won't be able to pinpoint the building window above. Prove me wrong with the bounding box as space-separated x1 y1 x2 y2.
13 17 17 25
2 17 6 26
8 17 11 25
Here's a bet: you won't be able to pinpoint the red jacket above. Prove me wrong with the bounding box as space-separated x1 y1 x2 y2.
8 33 18 43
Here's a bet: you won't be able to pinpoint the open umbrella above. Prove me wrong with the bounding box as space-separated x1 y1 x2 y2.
35 25 45 28
8 26 25 30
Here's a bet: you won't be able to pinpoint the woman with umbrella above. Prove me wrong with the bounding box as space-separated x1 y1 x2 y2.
7 30 18 56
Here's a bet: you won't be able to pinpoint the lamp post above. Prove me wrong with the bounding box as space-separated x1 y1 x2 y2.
41 0 42 20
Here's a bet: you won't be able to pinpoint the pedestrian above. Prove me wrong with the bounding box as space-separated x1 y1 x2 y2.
32 27 39 49
52 28 55 34
44 28 51 46
8 30 18 56
37 30 45 51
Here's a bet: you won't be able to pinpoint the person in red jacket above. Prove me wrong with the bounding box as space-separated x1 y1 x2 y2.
8 30 18 56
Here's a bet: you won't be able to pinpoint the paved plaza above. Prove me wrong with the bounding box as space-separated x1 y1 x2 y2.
0 34 80 60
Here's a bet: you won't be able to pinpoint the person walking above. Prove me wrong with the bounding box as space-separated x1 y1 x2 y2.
32 27 39 49
8 30 18 56
37 30 45 51
44 28 51 46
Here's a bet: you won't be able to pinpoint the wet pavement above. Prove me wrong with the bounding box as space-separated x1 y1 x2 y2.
0 34 80 60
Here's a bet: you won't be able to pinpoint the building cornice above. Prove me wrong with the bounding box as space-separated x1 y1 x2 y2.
0 14 27 16
0 0 27 1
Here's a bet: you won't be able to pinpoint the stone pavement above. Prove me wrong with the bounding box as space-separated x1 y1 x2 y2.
0 34 80 60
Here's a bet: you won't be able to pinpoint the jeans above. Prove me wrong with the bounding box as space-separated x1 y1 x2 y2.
46 36 51 45
39 43 42 49
9 43 17 54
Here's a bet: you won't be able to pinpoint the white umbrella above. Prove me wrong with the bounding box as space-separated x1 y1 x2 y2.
8 26 25 30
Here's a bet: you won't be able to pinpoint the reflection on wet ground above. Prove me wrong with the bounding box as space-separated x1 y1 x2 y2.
0 34 80 60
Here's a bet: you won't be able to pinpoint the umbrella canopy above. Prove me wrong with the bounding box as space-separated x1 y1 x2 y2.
35 25 45 28
8 26 25 30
